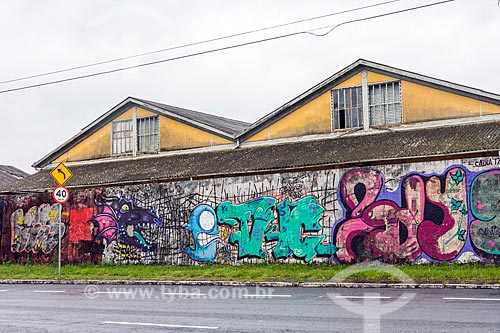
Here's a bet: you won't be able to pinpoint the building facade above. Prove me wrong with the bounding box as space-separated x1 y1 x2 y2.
2 59 500 265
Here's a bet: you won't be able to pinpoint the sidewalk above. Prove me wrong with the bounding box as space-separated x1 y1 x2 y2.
1 279 499 289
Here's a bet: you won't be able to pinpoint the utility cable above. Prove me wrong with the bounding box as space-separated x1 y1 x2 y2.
0 0 401 85
0 0 455 95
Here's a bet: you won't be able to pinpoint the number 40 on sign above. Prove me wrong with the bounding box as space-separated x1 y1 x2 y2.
52 186 70 204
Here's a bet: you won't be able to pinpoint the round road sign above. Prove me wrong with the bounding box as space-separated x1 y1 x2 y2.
52 186 70 204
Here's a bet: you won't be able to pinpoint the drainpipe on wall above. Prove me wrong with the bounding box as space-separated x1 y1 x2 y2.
234 139 241 149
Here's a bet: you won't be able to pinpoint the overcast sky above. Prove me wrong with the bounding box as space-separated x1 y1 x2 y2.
0 0 498 173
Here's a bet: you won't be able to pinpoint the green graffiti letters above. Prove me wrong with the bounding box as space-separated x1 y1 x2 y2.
268 197 336 262
216 196 335 261
217 197 277 258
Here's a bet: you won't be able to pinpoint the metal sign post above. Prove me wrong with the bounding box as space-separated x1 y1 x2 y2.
51 162 72 280
58 220 61 279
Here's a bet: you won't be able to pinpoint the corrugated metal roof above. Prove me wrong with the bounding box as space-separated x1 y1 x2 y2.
3 120 500 193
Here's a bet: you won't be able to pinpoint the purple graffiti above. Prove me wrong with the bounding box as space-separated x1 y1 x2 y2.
335 169 423 263
89 197 162 252
417 168 467 261
335 167 467 263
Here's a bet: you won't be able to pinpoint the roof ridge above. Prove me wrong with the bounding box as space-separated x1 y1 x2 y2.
133 98 250 126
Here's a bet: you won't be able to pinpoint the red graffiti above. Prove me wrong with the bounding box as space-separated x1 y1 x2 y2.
69 208 94 242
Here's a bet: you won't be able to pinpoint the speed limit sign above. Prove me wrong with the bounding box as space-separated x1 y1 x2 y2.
52 186 70 204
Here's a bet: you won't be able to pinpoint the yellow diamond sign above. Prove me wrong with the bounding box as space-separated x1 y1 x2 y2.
50 162 73 186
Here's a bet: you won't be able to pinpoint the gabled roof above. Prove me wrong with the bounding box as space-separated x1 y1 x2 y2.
32 97 250 169
238 58 500 140
6 117 500 194
0 165 29 187
135 98 249 136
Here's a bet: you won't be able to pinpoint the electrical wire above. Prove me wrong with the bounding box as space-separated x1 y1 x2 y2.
0 0 401 86
0 0 455 95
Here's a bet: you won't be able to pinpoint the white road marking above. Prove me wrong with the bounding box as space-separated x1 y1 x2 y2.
334 295 392 299
162 292 207 296
443 297 500 302
103 321 218 330
32 290 66 293
94 291 132 294
0 290 8 292
242 294 292 298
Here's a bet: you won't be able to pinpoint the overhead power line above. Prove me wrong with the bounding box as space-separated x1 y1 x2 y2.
0 0 401 86
0 0 455 95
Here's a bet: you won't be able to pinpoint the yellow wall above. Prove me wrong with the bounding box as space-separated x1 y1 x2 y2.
53 106 232 164
160 116 231 151
54 123 112 163
402 81 500 123
245 70 500 142
246 91 331 142
246 71 398 142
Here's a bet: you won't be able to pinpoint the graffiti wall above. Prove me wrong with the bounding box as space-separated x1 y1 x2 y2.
2 157 500 265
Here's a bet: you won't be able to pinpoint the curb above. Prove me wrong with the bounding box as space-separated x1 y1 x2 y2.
1 279 500 289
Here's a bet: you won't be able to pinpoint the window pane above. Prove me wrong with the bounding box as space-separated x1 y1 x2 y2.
112 119 133 155
137 116 159 153
368 81 401 127
331 86 363 131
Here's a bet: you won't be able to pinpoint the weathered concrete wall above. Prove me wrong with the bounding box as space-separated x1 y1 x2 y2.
3 157 500 265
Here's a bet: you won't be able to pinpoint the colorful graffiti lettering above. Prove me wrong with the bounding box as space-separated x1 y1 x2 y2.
470 170 500 255
88 197 162 252
217 197 277 259
10 203 66 254
335 167 467 263
268 197 336 262
418 167 467 261
335 169 424 263
10 161 500 265
184 196 335 262
184 205 220 262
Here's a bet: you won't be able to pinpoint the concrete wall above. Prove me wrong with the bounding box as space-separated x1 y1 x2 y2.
3 156 500 265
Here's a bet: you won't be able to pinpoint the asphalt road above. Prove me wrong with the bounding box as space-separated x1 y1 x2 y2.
0 284 499 332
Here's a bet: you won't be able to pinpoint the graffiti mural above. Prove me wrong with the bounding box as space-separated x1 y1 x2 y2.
334 167 468 263
470 170 500 255
10 203 66 254
184 196 335 263
7 158 500 265
268 197 336 262
184 205 220 262
88 197 163 255
335 169 424 263
217 197 277 259
418 167 468 261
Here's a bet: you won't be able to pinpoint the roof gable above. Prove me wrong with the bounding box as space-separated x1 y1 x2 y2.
32 97 250 169
238 59 500 141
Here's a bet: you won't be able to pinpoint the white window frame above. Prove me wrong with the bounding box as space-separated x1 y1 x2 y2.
111 108 160 157
137 115 160 154
331 79 403 132
368 80 402 127
330 85 364 131
112 119 134 156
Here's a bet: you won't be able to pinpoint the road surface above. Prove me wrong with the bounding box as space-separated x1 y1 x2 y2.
0 284 499 332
